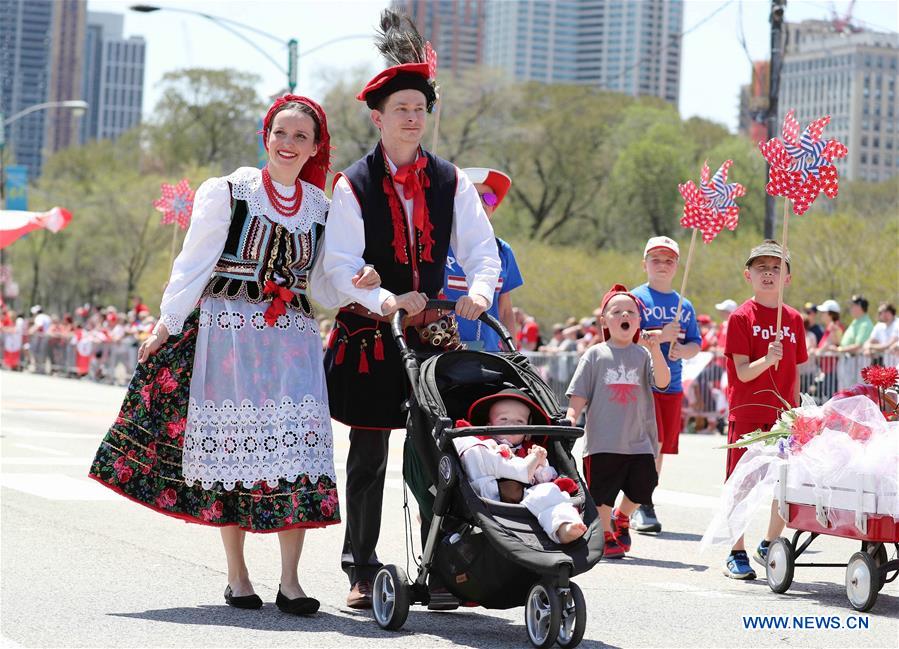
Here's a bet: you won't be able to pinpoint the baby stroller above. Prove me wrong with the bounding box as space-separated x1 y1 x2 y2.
371 300 604 648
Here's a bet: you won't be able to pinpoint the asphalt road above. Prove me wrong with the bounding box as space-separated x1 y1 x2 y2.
1 370 896 648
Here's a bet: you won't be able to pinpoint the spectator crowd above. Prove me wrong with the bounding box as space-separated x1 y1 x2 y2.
513 295 899 430
4 295 897 414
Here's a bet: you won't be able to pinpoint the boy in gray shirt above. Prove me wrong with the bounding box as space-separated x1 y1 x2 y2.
566 284 670 559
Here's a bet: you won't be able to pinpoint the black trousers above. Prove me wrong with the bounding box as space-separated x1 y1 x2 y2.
341 427 391 585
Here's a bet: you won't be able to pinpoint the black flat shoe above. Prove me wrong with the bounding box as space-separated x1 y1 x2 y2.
224 585 263 610
276 587 320 615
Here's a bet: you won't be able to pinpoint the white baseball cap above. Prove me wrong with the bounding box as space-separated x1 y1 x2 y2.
715 299 738 312
644 236 679 258
817 299 840 314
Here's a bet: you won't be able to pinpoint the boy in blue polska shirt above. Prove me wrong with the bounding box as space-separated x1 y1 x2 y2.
442 168 523 351
630 236 701 533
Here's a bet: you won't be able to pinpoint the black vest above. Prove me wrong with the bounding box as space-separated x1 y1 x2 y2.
341 144 457 298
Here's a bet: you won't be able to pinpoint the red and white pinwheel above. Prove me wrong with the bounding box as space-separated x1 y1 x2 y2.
759 109 848 215
678 160 745 243
153 179 194 229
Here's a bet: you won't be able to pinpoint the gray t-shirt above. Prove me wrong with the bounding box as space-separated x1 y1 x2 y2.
566 342 660 457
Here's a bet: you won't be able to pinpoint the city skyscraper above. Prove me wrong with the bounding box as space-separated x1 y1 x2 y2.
780 20 899 182
80 12 146 143
483 0 683 104
1 0 55 178
390 0 485 77
45 0 86 155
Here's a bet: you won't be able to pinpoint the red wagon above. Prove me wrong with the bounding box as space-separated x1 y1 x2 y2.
764 464 899 612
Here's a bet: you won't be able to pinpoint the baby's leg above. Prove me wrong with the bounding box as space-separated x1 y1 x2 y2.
523 483 586 543
557 520 588 544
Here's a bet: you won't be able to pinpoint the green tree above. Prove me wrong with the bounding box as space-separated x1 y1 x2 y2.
318 65 379 173
604 120 692 245
147 68 265 173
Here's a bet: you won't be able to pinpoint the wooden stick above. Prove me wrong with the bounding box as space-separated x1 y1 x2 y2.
169 224 179 271
668 228 699 361
430 94 442 155
774 199 791 369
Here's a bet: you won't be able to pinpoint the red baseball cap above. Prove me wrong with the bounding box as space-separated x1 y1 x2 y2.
463 167 512 207
599 284 644 343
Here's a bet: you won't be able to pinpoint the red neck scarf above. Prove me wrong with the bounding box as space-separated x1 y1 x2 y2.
382 148 435 264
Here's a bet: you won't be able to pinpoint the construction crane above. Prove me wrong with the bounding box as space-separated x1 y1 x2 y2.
830 0 862 34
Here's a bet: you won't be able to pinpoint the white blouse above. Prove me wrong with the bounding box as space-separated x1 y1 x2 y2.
157 167 328 335
310 152 501 315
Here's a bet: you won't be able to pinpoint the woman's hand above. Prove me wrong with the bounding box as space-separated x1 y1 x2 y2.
138 323 169 364
352 265 381 290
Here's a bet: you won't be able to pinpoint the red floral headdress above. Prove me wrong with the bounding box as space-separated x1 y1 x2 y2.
260 95 331 191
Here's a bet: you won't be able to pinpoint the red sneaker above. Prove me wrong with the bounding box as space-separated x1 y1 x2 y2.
603 531 626 559
612 509 631 552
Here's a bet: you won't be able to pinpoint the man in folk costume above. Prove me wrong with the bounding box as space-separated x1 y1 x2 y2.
312 11 501 609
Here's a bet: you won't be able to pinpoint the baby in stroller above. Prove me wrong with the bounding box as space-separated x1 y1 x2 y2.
453 388 588 544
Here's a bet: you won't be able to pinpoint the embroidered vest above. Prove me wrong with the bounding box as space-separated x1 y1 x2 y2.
340 145 457 298
201 168 328 318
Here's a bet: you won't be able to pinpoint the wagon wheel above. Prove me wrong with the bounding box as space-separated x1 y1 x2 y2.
862 542 888 592
557 582 586 648
845 551 879 612
765 537 795 594
525 581 561 649
372 565 411 631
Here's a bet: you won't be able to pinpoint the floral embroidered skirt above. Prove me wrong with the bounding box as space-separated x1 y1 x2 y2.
89 300 340 533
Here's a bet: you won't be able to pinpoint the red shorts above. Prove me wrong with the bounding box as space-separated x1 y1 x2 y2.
725 421 773 480
653 391 683 454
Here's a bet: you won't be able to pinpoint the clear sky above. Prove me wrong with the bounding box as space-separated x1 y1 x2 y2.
89 0 898 133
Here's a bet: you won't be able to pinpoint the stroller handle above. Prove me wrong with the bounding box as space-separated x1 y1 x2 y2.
390 299 517 353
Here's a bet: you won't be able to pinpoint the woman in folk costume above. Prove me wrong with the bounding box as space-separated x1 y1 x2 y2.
88 95 380 615
311 10 501 609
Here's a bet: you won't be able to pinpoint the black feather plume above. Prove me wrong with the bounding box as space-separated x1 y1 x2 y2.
375 9 426 65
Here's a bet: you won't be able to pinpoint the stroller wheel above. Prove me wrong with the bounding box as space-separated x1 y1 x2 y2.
525 581 561 649
556 581 586 648
845 552 879 612
372 565 411 631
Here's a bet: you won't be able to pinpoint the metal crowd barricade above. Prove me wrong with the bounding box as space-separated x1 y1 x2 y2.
14 332 139 384
520 350 581 406
519 348 899 434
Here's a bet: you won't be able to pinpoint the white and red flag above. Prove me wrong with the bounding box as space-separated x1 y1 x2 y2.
0 207 72 249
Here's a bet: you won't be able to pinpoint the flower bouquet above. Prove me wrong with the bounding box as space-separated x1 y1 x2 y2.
723 393 826 456
703 393 898 549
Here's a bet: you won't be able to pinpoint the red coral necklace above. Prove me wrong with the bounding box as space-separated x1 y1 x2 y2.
261 167 303 216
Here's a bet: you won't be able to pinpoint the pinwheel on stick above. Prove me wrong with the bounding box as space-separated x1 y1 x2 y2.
153 179 195 269
670 160 744 359
759 109 847 366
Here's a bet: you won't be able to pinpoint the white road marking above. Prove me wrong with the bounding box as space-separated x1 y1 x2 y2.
1 428 100 440
1 457 92 466
0 473 119 501
11 442 69 456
